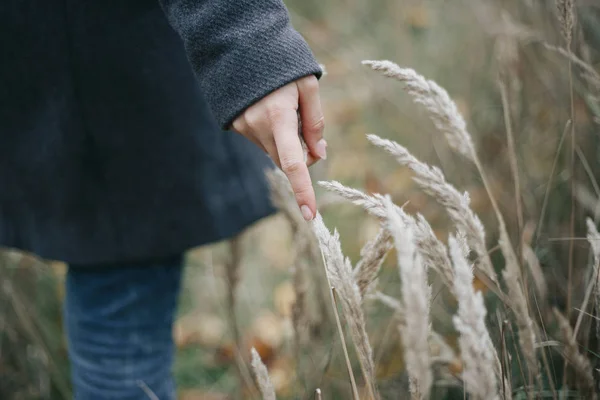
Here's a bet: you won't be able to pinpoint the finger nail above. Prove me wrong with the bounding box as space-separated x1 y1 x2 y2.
301 205 313 221
314 139 327 160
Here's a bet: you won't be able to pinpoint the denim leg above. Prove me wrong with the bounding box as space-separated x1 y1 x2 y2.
64 256 184 400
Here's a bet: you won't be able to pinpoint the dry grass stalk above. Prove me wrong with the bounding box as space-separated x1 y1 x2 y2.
498 78 523 235
501 264 539 380
555 0 574 47
320 180 455 291
449 236 500 400
363 61 515 275
366 134 497 285
363 60 510 259
552 310 596 399
251 348 277 400
579 218 600 340
224 236 258 396
372 290 457 374
370 290 403 314
522 244 548 304
543 44 600 87
554 4 577 390
429 330 458 366
497 228 539 380
493 194 539 381
414 214 455 291
225 237 242 345
362 60 476 162
353 227 393 299
384 197 432 399
364 61 539 382
267 169 313 332
267 168 333 393
291 259 309 345
318 180 395 220
586 217 600 296
330 287 361 400
312 214 379 399
267 168 330 328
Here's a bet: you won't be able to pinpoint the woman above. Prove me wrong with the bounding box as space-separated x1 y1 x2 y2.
0 0 325 398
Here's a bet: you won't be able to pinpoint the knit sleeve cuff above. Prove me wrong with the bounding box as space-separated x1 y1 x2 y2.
195 27 322 129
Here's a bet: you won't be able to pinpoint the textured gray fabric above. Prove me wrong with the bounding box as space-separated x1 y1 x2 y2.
159 0 323 128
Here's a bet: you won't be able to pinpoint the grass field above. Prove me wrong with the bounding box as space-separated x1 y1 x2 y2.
2 0 600 399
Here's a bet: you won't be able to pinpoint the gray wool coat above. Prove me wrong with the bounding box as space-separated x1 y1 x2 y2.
0 0 321 265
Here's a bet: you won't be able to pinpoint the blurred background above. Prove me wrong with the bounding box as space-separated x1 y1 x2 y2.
2 0 600 399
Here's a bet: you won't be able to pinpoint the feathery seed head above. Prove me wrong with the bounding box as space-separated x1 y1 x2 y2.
363 61 476 161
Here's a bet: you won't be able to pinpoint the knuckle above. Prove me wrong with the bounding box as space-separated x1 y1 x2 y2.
307 115 325 134
280 159 305 176
293 184 313 198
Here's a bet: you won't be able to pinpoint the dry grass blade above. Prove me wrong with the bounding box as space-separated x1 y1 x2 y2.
552 310 596 399
318 180 391 220
320 180 455 291
554 3 577 391
536 120 570 245
251 348 277 400
449 236 500 400
586 218 600 304
414 214 455 291
500 242 540 380
224 236 257 395
543 44 600 86
573 219 600 340
370 290 403 314
363 60 475 162
291 258 309 346
331 287 361 400
312 214 379 399
384 197 432 399
522 244 548 304
353 227 393 300
367 134 498 285
373 291 455 367
363 62 519 289
364 60 538 379
498 78 523 235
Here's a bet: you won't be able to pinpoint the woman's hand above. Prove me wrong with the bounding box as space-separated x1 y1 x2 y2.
232 75 326 221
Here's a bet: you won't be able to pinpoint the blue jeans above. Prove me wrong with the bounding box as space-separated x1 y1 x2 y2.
64 256 184 400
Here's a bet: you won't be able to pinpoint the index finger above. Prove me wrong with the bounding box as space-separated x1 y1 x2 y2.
271 107 317 221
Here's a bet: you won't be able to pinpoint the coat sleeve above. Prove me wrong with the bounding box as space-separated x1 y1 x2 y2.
158 0 322 129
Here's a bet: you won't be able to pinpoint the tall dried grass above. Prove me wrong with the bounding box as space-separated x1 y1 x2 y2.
448 235 500 400
264 53 600 398
364 60 539 382
251 348 277 400
254 3 600 398
312 214 379 399
384 197 432 399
